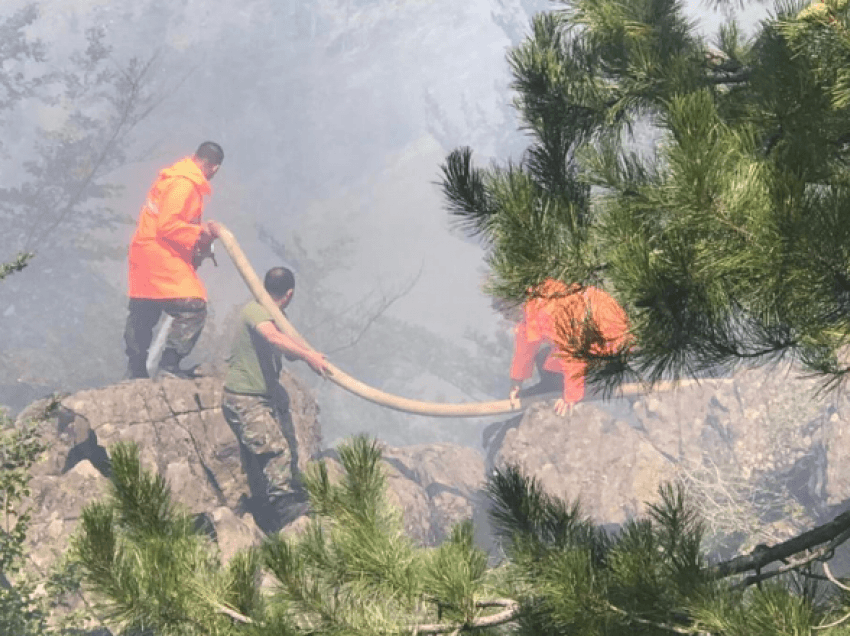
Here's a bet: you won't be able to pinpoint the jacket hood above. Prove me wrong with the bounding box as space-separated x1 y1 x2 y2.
160 157 211 195
523 279 585 341
527 278 577 300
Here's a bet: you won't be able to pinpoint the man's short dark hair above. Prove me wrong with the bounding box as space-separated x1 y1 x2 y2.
264 267 295 298
194 141 224 167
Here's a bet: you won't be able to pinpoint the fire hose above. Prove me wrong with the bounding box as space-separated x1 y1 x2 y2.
216 225 729 417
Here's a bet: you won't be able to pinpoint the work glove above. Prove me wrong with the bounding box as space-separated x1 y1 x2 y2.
192 236 217 269
192 221 220 269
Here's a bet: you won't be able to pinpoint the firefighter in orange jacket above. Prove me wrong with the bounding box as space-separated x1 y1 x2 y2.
508 279 630 416
123 142 224 379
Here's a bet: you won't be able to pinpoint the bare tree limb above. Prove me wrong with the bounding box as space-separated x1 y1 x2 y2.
708 509 850 580
326 263 424 355
823 561 850 593
413 599 520 634
216 602 253 624
23 52 161 250
216 598 520 632
606 602 694 635
812 562 850 630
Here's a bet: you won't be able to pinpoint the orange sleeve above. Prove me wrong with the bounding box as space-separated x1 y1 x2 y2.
510 317 539 381
560 360 586 404
593 292 630 353
156 179 204 252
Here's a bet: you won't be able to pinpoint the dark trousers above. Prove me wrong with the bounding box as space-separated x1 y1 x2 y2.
124 298 207 378
517 368 563 398
221 389 297 533
517 345 564 398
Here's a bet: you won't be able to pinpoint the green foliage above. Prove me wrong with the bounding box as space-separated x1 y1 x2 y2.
71 434 850 634
440 0 850 390
0 402 90 635
487 466 711 634
264 436 498 633
422 522 489 624
0 251 33 281
0 408 50 635
74 441 237 635
75 437 506 635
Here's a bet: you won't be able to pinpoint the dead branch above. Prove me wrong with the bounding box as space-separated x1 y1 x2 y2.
606 602 696 635
814 562 850 630
708 508 850 580
326 263 424 355
216 598 520 633
413 599 520 634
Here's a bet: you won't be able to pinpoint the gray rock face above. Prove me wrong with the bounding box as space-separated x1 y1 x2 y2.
20 359 850 596
382 442 485 544
490 364 849 551
18 370 487 596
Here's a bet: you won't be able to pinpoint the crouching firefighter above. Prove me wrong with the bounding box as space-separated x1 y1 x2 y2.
508 278 631 416
123 142 224 379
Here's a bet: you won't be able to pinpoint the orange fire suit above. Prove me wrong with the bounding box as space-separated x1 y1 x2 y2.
128 157 211 300
510 279 630 404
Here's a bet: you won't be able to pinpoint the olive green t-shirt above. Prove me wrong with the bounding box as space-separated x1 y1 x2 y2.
223 301 282 396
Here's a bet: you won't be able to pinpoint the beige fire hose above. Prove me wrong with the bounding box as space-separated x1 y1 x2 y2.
217 225 729 417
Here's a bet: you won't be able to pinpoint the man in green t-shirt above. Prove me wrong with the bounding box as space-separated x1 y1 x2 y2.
221 266 328 532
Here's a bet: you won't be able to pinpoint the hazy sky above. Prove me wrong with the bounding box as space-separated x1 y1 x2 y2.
1 0 777 439
8 0 772 347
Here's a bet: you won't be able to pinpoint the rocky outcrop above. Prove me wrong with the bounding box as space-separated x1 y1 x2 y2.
19 359 850 596
490 364 849 551
17 371 487 587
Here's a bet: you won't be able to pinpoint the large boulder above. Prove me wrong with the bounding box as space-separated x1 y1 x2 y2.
16 368 489 610
17 370 323 569
490 364 847 552
382 443 486 544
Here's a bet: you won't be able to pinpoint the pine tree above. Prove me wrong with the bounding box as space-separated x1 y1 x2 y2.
435 0 850 631
486 464 850 635
440 0 850 390
72 435 850 634
73 437 519 635
0 3 164 405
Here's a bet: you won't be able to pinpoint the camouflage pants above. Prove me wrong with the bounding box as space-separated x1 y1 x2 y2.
221 391 294 528
124 298 207 378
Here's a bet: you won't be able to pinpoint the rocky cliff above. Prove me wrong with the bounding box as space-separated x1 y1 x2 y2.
16 362 850 600
17 370 485 579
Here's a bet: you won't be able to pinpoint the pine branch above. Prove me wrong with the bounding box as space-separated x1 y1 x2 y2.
708 508 850 580
413 599 520 634
605 601 695 635
439 147 494 239
0 252 32 281
215 602 253 624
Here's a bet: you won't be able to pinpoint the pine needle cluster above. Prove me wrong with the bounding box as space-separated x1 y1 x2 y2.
262 436 499 634
440 0 850 389
67 435 850 634
73 437 504 635
73 442 241 635
487 467 708 635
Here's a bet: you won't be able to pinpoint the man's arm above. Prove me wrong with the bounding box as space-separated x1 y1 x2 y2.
508 317 537 399
255 321 328 375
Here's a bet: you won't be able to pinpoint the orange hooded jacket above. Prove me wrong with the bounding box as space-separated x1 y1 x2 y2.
128 157 211 300
510 279 630 404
